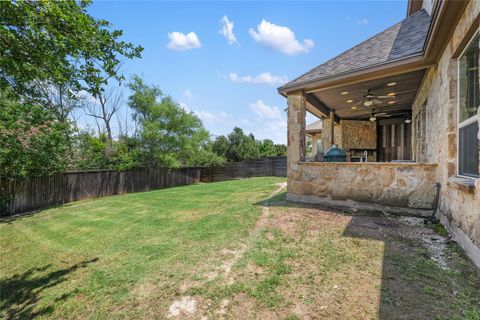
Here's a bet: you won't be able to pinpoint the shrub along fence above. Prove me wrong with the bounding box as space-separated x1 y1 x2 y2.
200 156 286 182
7 156 287 215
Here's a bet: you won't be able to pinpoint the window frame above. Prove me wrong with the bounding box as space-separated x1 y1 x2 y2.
457 29 480 179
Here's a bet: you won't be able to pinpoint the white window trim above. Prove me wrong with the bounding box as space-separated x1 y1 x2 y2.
456 28 480 179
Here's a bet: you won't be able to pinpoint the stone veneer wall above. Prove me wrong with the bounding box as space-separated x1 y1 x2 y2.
411 0 480 266
288 162 437 209
321 119 377 151
339 120 377 150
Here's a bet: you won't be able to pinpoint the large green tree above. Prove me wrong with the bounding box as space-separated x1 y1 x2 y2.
0 94 71 215
0 0 142 101
128 76 223 167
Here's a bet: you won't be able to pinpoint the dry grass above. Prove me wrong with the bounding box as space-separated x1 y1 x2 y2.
191 199 480 320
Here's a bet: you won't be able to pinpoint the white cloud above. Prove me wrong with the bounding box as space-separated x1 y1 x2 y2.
249 100 282 119
219 15 238 45
194 110 232 125
167 32 201 51
77 90 97 104
247 100 287 143
356 18 369 25
227 72 288 86
182 89 192 99
249 19 314 55
178 100 287 144
179 102 191 113
261 119 287 143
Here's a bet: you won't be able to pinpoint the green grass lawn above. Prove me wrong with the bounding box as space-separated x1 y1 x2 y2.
0 177 284 319
1 177 479 320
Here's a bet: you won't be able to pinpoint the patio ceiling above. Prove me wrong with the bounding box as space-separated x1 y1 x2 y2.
307 68 427 120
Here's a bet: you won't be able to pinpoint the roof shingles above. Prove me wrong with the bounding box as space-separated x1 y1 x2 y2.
306 120 322 133
281 9 431 90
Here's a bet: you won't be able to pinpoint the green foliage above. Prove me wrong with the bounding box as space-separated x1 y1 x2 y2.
212 128 286 162
71 133 141 170
72 133 110 170
128 76 217 168
0 0 142 100
257 139 287 157
187 145 226 167
0 94 71 215
127 75 162 123
429 222 449 238
111 136 142 170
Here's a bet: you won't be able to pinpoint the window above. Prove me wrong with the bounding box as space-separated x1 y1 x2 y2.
458 32 479 178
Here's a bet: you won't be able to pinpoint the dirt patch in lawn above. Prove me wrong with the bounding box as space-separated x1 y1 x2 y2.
169 183 288 318
167 296 197 318
192 201 480 320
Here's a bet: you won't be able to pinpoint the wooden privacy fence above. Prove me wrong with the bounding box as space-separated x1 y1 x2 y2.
12 167 201 214
200 156 287 182
8 156 287 215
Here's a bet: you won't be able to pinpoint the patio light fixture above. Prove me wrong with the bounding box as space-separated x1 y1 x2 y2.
387 92 396 96
346 99 354 103
389 101 395 104
341 91 349 95
364 100 373 107
387 82 397 86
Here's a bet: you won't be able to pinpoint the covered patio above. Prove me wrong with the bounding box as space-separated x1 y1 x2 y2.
279 9 440 213
282 79 439 213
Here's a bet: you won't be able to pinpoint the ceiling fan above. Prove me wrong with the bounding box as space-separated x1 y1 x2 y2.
369 110 411 122
356 88 395 107
369 110 390 121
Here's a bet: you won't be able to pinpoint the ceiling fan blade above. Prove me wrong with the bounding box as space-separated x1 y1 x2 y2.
377 96 395 99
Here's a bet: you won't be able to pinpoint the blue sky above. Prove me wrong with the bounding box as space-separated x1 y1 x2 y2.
86 0 408 144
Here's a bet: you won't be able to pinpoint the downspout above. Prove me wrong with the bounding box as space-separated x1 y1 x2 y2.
424 182 441 224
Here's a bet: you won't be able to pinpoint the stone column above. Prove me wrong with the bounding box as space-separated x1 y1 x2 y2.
322 116 333 151
287 93 306 171
311 135 318 157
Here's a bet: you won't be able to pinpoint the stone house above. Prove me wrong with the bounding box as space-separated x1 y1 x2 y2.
278 0 480 267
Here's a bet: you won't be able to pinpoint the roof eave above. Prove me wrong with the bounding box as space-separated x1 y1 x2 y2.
278 54 428 96
423 0 468 60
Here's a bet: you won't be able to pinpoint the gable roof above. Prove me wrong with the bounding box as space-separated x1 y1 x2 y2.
306 120 322 133
279 9 431 92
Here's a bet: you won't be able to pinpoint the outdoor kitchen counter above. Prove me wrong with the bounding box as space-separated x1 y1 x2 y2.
288 162 438 210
